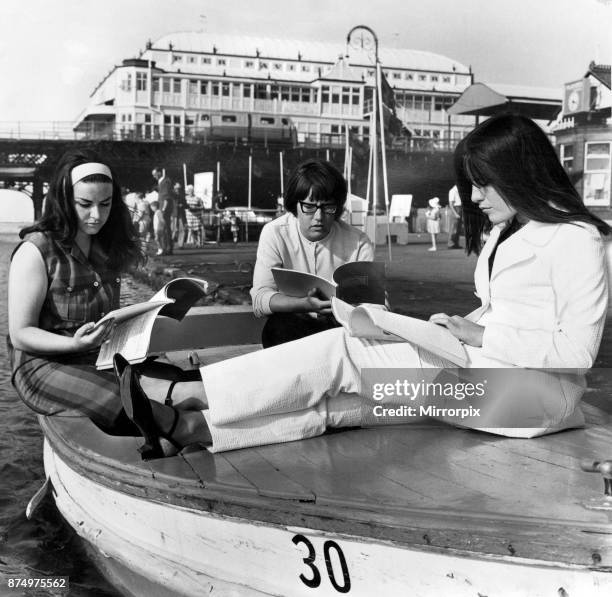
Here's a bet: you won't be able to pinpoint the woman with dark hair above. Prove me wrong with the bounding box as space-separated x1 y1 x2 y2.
250 159 374 347
455 113 611 255
114 115 608 456
8 150 184 437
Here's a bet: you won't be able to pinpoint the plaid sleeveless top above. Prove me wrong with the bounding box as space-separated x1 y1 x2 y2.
20 231 121 335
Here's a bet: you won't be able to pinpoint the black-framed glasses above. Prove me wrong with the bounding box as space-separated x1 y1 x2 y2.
298 201 337 215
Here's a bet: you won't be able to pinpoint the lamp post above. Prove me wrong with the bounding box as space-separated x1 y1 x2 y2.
346 25 392 259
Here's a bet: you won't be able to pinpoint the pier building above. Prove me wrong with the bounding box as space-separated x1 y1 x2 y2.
552 62 612 212
73 32 477 147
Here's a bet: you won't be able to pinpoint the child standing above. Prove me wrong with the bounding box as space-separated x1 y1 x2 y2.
425 197 441 251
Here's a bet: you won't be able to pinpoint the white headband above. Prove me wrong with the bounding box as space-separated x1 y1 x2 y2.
71 162 113 185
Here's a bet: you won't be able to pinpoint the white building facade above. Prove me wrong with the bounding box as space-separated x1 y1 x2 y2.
75 33 476 147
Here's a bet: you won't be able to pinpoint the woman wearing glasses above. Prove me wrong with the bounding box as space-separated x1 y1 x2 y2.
250 159 374 347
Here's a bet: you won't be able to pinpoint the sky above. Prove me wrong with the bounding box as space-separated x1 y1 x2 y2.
1 0 611 123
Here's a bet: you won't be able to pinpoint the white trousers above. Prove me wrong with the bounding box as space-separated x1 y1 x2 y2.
202 328 443 452
200 328 585 452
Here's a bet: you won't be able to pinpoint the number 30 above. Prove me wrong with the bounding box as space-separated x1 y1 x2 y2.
292 534 351 593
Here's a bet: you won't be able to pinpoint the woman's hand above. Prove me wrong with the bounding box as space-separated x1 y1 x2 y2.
429 313 484 347
72 320 115 351
303 288 332 314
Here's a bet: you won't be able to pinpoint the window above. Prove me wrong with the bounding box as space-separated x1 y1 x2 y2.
287 64 295 71
221 115 237 122
404 73 413 80
189 80 198 94
200 80 208 94
418 74 426 81
260 117 275 124
584 142 611 206
254 83 268 99
172 78 181 93
152 77 160 92
301 88 310 102
202 57 211 64
393 72 401 80
291 87 300 102
136 72 147 91
211 82 219 96
273 62 282 70
188 56 196 63
442 76 451 83
222 82 230 96
162 78 170 92
560 144 574 172
259 61 269 69
201 114 210 121
173 55 183 63
217 58 226 66
301 64 310 72
122 74 132 92
431 75 439 82
244 60 254 68
233 83 241 97
281 118 289 125
243 84 251 98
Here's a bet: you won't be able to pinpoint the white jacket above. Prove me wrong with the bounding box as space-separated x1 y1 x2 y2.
465 220 608 369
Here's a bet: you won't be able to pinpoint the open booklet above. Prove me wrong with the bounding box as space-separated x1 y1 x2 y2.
331 297 468 367
95 277 208 370
272 261 386 305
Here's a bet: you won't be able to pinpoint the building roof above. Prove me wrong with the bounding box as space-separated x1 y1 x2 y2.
148 32 471 75
447 82 562 120
586 61 611 89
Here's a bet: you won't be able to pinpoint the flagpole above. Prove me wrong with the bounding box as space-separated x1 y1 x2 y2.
376 62 392 262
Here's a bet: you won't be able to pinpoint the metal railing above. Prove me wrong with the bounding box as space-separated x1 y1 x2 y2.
0 121 461 152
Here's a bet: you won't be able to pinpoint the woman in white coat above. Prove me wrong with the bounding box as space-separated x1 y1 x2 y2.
117 114 610 455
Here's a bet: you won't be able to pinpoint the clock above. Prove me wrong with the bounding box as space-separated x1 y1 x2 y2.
567 90 580 113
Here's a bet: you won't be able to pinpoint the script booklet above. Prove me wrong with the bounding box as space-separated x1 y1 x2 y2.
331 297 468 367
95 277 208 370
272 261 386 304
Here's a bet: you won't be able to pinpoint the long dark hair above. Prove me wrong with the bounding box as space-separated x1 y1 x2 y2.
454 114 611 254
284 159 347 219
20 149 145 271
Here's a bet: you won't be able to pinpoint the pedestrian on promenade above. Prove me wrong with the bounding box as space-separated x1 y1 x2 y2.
425 197 441 251
173 182 188 248
185 185 204 247
447 184 463 248
150 201 166 255
115 114 610 457
151 166 174 255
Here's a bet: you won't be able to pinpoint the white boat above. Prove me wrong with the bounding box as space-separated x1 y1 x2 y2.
39 305 612 596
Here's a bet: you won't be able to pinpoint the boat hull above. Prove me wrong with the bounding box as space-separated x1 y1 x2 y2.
44 439 612 597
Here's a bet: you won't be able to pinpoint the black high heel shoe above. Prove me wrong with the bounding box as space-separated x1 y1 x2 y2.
113 353 130 383
118 363 182 460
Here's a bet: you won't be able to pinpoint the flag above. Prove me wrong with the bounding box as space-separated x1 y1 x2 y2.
379 68 404 137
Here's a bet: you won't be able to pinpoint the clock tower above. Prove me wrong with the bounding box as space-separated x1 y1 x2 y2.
563 79 589 115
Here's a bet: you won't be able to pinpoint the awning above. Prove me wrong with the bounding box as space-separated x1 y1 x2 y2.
448 82 562 120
